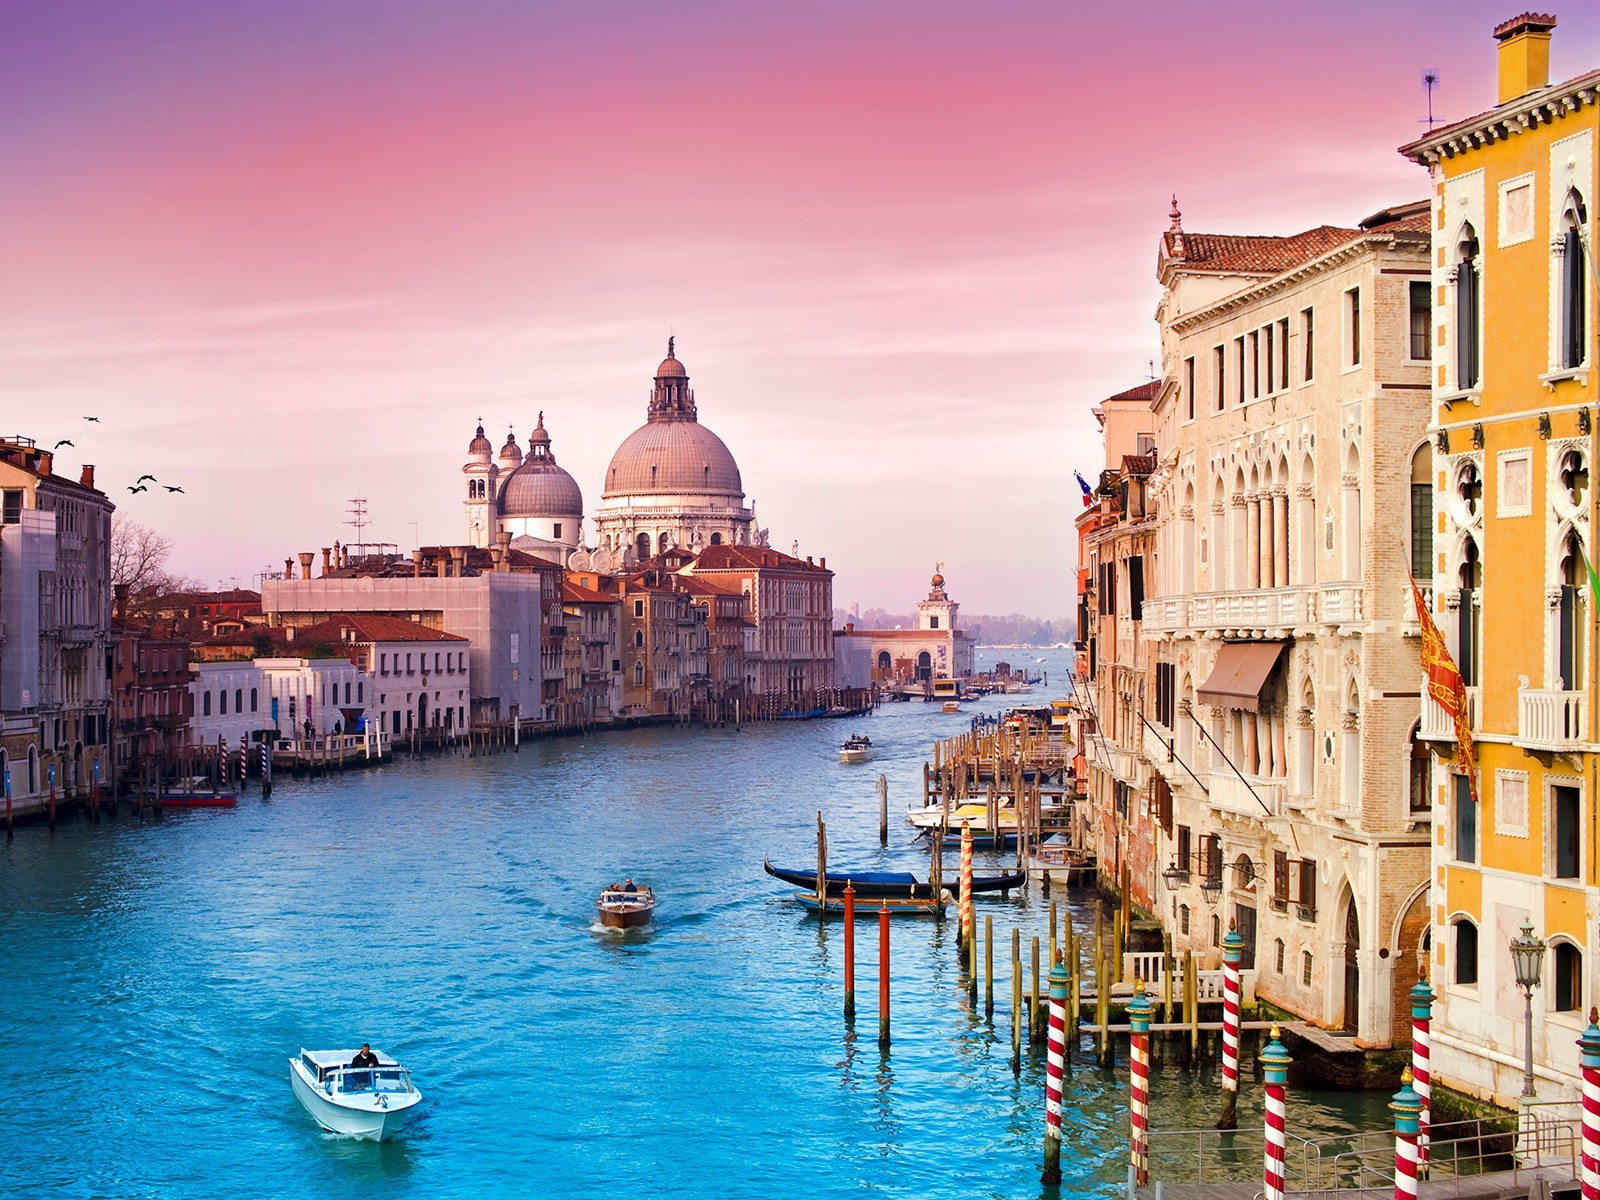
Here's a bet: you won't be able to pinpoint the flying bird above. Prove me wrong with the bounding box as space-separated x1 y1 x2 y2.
53 439 73 449
127 485 147 493
83 416 99 423
135 474 156 484
164 485 184 493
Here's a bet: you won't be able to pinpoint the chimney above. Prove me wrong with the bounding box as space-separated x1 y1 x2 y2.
437 554 448 578
321 547 332 576
496 530 512 573
806 556 814 566
80 464 95 490
412 549 424 578
285 558 295 580
298 552 315 583
819 557 826 569
1494 12 1556 103
114 582 130 624
451 546 467 578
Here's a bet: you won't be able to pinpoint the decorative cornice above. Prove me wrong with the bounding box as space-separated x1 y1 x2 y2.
1400 73 1600 166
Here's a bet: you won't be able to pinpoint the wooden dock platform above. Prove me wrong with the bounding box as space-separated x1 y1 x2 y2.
1133 1161 1576 1200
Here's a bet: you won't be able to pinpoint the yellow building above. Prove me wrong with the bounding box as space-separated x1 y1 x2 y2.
1401 14 1598 1104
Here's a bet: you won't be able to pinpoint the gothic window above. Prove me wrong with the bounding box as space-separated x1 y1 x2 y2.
1456 225 1482 388
1410 446 1433 578
1560 192 1589 371
1453 918 1479 985
1559 534 1587 690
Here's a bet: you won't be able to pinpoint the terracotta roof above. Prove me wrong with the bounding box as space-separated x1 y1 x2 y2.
562 581 614 604
1163 225 1359 274
692 545 831 573
1121 454 1157 477
308 613 465 643
1104 381 1160 404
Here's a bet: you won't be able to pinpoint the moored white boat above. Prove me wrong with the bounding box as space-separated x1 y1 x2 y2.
905 801 1020 846
289 1048 421 1140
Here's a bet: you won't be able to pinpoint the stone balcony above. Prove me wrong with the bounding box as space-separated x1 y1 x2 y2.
1517 686 1588 751
1144 587 1315 637
1318 584 1362 627
1420 685 1480 741
1208 770 1284 819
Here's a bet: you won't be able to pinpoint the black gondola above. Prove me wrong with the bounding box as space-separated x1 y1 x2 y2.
762 857 1024 898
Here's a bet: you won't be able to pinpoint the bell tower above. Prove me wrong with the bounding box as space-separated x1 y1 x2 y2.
463 421 495 548
916 565 959 632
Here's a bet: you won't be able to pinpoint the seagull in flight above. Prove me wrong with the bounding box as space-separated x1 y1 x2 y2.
127 485 147 494
164 485 184 493
83 416 100 423
135 474 156 484
53 439 73 449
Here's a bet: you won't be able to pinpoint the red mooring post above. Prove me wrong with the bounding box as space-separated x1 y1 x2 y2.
1392 1068 1422 1200
1261 1028 1291 1200
1041 952 1069 1185
1410 972 1434 1173
1579 1009 1600 1200
843 882 857 1021
878 902 891 1048
1128 981 1153 1186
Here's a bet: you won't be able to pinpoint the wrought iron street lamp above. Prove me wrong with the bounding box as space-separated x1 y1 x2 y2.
1509 919 1547 1097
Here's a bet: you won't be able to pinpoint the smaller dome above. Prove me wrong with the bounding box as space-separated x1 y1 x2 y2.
467 423 492 457
498 428 522 467
498 413 583 519
656 336 687 378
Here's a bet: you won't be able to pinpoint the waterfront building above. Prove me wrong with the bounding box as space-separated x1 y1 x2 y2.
262 548 540 729
676 574 754 714
109 617 190 784
1399 14 1600 1102
561 576 624 725
1142 194 1434 1043
0 438 114 806
686 544 835 702
592 341 764 559
145 589 262 637
1075 383 1161 916
833 569 978 685
614 569 704 718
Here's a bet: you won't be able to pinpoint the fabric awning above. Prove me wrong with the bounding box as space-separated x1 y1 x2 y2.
1196 641 1286 712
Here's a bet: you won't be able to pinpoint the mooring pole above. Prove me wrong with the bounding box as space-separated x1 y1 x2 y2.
1128 982 1153 1186
1219 921 1243 1130
878 773 888 846
1041 954 1069 1186
1578 1010 1600 1200
878 902 891 1048
843 882 857 1021
1391 1067 1422 1200
1410 972 1434 1173
1261 1027 1292 1200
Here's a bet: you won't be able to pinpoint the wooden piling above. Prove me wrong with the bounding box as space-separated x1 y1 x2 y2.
1184 948 1199 1060
1011 926 1023 1076
1094 911 1111 1067
877 774 888 846
1161 932 1175 1026
1048 899 1058 964
984 913 995 1017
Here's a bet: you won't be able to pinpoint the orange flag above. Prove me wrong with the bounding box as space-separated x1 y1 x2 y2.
1409 573 1477 804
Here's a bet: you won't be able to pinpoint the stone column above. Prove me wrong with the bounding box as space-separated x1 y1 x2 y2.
1260 492 1275 588
1272 489 1288 587
1246 496 1262 589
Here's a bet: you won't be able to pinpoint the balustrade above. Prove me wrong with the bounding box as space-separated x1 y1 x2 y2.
1518 687 1588 750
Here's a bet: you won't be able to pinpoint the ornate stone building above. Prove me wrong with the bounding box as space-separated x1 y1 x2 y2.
592 341 763 559
462 414 585 566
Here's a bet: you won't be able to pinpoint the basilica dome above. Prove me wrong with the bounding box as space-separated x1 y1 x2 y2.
601 340 744 500
498 413 583 519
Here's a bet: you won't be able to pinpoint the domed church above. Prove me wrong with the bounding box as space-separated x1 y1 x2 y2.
461 412 585 563
591 340 761 561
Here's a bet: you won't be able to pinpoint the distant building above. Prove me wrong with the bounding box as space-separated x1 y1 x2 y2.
0 437 115 809
110 618 190 784
833 569 976 685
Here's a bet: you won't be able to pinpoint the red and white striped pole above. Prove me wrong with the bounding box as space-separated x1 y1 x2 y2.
1261 1027 1292 1200
1391 1066 1422 1200
239 736 248 786
1578 1009 1600 1200
1128 980 1154 1185
1409 973 1434 1172
1220 920 1243 1130
1041 952 1069 1185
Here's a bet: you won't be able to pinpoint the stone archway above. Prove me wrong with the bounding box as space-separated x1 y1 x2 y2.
1343 894 1360 1034
916 651 932 682
1389 883 1433 1044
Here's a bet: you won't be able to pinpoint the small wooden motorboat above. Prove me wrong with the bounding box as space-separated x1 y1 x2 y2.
597 881 656 929
159 777 237 808
838 734 873 764
941 701 961 713
763 858 1024 898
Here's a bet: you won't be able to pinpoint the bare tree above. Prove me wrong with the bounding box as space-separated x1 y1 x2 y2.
110 516 173 594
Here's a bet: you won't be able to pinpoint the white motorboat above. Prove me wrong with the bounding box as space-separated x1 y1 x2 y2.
905 801 1020 846
289 1048 422 1140
838 734 873 764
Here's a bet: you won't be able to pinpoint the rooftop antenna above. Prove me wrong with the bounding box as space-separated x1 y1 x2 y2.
1147 357 1158 380
345 497 370 556
1421 69 1441 130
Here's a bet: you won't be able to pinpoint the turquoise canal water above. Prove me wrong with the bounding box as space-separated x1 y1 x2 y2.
0 648 1388 1198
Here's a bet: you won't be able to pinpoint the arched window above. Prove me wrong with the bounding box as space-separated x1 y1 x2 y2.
915 651 932 681
1559 533 1587 690
1179 904 1190 935
1554 941 1583 1012
1274 938 1286 974
1456 224 1481 388
1210 914 1221 945
636 533 651 562
1458 537 1482 687
235 688 243 714
710 532 722 545
1409 723 1430 812
1453 917 1479 985
1410 445 1433 579
876 651 891 675
27 745 38 793
219 690 227 715
250 688 258 712
1341 681 1361 812
203 691 212 716
634 660 644 686
634 629 644 648
1560 192 1589 371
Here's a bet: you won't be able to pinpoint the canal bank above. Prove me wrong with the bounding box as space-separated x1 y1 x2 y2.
0 660 1394 1199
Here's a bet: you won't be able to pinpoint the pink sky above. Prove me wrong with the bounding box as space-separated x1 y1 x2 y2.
3 1 1596 616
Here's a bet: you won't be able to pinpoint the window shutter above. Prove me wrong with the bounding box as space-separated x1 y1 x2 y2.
1566 228 1586 370
1272 850 1289 901
1298 858 1317 914
1128 556 1145 621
